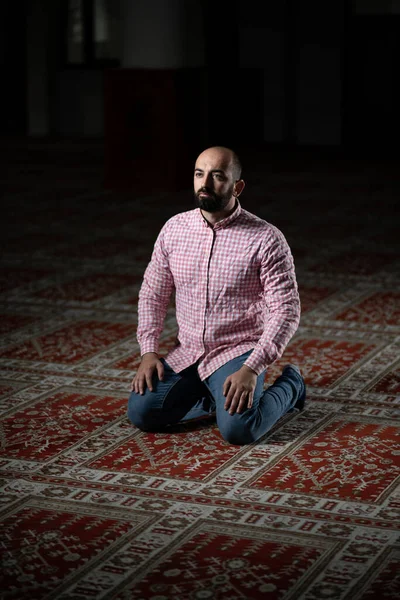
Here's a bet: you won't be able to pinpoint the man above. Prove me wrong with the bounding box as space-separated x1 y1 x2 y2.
128 146 305 445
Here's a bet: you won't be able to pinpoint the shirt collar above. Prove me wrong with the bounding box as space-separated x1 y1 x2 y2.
197 199 242 230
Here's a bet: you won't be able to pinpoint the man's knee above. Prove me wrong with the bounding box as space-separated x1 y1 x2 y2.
127 391 160 432
218 416 259 446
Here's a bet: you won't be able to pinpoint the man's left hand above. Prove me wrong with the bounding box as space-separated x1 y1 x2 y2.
223 365 257 415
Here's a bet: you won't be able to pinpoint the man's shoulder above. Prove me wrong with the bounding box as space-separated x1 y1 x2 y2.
162 208 199 229
240 207 280 234
239 208 289 250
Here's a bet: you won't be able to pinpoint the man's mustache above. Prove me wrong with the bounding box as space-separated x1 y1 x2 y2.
197 188 216 198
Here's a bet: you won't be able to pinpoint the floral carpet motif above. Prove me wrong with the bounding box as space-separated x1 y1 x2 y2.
335 292 400 326
122 524 336 599
0 140 399 599
250 417 399 502
0 322 137 364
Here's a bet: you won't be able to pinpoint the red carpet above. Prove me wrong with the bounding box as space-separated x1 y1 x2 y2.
1 139 399 599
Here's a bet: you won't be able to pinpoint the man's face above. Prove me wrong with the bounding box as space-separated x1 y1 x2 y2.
193 150 236 212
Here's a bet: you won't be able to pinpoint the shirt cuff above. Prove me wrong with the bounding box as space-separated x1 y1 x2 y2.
243 346 274 376
139 339 160 356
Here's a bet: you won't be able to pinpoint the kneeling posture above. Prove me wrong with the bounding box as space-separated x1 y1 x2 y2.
128 146 305 445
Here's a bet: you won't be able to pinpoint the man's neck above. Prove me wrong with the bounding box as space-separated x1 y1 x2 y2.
201 197 237 226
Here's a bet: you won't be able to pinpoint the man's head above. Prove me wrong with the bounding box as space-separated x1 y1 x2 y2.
194 146 245 212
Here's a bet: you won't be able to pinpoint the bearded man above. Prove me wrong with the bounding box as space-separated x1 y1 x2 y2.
127 146 305 445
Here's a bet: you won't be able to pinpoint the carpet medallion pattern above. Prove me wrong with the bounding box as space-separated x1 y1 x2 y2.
1 141 399 598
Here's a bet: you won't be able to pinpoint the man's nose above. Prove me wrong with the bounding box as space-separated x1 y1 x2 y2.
203 173 213 187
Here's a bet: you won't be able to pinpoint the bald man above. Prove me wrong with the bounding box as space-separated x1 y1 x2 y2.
128 147 305 445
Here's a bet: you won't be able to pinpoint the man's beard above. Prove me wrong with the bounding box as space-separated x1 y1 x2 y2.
194 186 234 212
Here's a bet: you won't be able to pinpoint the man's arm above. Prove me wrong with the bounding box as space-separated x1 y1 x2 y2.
131 226 174 394
224 227 300 413
243 227 300 375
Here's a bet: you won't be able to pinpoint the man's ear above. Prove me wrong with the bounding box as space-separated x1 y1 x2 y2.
234 179 245 197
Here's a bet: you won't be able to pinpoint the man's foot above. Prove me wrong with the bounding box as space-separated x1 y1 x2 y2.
282 364 306 411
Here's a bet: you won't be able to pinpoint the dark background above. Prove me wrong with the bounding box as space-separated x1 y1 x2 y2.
1 0 399 192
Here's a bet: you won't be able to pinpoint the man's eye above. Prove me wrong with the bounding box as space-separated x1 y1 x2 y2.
214 174 224 180
195 172 202 177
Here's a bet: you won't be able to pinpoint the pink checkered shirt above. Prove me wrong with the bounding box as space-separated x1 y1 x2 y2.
137 201 300 380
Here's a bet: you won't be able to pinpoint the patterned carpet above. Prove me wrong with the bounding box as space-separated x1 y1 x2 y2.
1 139 399 599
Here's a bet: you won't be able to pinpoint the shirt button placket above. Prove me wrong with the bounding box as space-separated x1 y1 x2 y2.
202 228 215 352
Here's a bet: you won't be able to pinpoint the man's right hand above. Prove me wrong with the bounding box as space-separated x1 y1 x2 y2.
131 352 164 395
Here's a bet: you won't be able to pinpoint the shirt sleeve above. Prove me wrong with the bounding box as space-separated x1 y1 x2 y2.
243 226 301 375
137 224 174 356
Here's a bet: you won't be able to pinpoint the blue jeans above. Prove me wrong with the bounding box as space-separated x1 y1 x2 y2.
127 351 305 445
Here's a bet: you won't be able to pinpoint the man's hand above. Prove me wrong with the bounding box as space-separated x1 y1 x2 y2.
131 352 164 395
223 365 257 415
